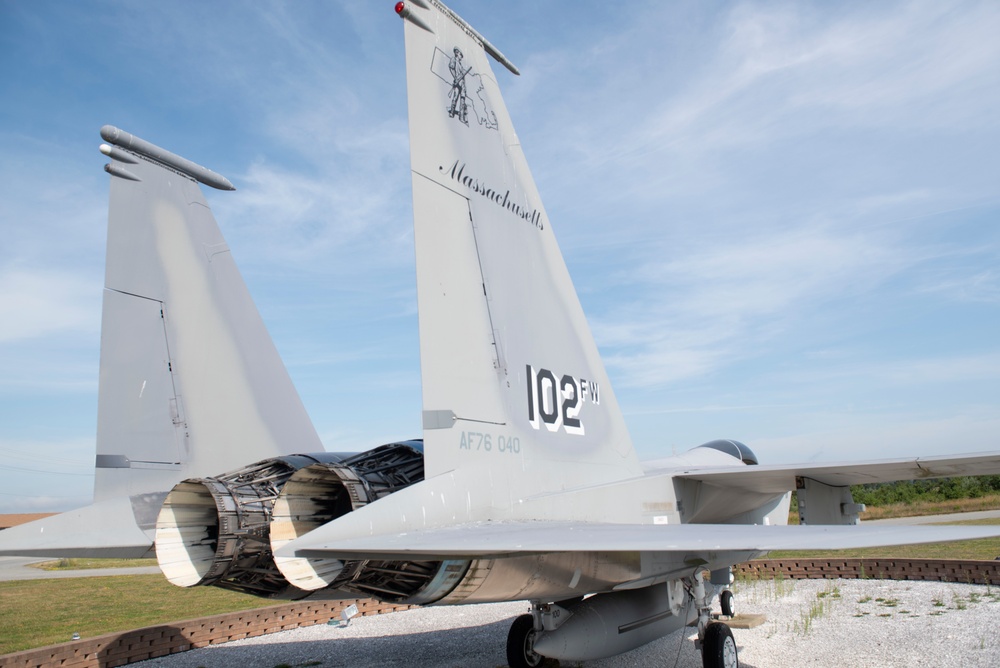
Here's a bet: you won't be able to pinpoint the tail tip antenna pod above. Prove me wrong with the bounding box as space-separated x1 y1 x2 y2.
100 124 236 191
395 2 436 34
394 0 520 75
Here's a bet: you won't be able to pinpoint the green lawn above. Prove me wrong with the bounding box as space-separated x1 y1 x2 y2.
5 514 999 655
766 518 1000 561
788 492 1000 524
0 574 276 655
29 558 157 571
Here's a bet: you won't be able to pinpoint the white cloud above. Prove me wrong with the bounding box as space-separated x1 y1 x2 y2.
630 1 1000 157
0 268 101 344
0 438 94 513
755 410 1000 464
916 264 1000 304
595 223 912 387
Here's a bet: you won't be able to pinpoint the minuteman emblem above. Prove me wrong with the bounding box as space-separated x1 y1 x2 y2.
431 46 498 130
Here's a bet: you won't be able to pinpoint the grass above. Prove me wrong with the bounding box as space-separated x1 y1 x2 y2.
0 574 276 654
858 494 1000 521
5 502 999 656
768 518 1000 560
29 558 157 571
788 493 1000 524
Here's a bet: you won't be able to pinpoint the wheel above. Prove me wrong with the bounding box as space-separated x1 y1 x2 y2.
506 613 544 668
702 622 738 668
720 589 735 617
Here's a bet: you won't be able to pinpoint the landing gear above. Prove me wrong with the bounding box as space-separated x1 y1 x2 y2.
720 589 735 617
506 614 544 668
691 570 739 668
701 622 738 668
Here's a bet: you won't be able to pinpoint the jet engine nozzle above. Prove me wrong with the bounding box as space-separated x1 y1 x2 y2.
154 454 344 597
271 441 428 592
270 462 371 590
153 441 429 598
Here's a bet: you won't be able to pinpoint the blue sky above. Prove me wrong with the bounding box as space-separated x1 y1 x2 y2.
0 0 997 512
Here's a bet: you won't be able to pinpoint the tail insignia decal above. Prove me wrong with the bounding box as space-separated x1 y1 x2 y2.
432 46 498 130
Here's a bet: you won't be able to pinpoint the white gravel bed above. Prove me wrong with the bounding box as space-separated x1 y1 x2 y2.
130 579 1000 668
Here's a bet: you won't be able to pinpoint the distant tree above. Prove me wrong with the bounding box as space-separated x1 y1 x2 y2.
850 476 1000 506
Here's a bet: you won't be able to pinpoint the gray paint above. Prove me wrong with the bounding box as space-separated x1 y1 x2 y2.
100 125 235 191
3 3 1000 663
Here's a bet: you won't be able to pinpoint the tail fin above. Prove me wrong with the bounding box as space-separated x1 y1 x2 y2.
94 126 321 502
399 2 641 488
0 128 321 556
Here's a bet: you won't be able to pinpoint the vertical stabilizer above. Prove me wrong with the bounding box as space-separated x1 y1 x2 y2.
0 128 322 558
399 2 641 490
95 126 322 502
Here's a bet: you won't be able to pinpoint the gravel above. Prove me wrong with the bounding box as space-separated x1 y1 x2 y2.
130 579 1000 668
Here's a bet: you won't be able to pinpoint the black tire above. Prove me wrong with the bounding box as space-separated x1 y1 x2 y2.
507 614 544 668
702 622 739 668
720 589 735 617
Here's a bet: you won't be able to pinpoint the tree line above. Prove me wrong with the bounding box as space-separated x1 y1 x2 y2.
850 476 1000 506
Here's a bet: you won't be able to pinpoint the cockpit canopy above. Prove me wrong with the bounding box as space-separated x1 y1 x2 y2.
694 439 759 465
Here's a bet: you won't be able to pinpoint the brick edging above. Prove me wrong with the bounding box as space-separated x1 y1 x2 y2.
738 558 1000 584
0 598 413 668
6 560 999 667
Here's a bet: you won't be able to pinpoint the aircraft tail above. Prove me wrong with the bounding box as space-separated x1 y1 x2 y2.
0 127 322 556
398 2 641 490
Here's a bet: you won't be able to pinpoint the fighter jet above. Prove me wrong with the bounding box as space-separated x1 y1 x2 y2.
4 2 1000 667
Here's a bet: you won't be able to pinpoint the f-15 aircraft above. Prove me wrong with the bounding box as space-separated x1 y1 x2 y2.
3 2 1000 667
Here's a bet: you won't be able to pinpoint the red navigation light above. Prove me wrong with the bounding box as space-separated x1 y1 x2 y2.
395 2 405 14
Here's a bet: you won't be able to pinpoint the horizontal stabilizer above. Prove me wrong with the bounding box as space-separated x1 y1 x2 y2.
280 519 1000 561
0 496 153 558
668 450 1000 494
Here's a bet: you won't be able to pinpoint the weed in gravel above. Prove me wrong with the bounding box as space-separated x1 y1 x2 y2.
735 575 794 605
932 597 944 607
796 585 842 636
816 582 841 601
773 574 793 599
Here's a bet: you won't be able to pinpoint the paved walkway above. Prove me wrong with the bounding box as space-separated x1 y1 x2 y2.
866 509 1000 525
0 556 159 581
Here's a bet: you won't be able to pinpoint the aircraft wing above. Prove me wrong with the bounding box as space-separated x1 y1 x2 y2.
666 450 1000 494
0 496 154 558
283 520 1000 561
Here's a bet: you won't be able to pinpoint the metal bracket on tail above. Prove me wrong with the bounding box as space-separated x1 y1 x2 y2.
395 0 521 75
100 125 235 191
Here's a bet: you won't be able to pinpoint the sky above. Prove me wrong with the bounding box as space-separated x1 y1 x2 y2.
0 0 997 513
